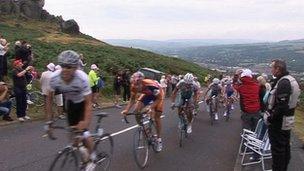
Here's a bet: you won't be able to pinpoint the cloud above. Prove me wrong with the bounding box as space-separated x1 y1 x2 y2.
44 0 304 40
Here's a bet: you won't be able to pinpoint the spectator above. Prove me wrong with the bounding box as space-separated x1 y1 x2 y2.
78 53 86 70
233 69 261 131
265 60 301 171
113 71 122 108
0 81 13 121
166 75 172 96
40 63 55 96
88 64 101 109
160 75 167 96
0 37 10 81
12 59 33 122
171 75 178 91
122 69 131 102
15 40 31 69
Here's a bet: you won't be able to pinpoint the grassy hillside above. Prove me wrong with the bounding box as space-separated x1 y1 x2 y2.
0 16 211 96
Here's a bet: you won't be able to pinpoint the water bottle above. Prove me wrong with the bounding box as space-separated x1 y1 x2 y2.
79 146 89 162
97 128 104 137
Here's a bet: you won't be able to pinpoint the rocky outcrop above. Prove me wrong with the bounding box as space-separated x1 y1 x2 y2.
0 0 80 34
60 19 80 35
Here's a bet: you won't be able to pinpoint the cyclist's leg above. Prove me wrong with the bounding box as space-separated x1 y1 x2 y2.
134 99 146 124
67 100 95 160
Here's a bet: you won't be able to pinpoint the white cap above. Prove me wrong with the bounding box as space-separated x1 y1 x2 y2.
46 63 55 71
91 64 99 70
55 65 61 70
241 69 252 78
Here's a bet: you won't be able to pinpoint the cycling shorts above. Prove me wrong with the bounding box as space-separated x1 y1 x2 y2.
138 95 164 113
66 100 85 126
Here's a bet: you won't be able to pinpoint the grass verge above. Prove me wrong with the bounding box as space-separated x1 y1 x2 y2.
294 110 304 142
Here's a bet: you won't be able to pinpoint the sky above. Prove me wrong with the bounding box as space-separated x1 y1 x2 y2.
44 0 304 41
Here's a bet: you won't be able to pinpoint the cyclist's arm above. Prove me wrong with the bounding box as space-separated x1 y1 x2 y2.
82 94 93 128
123 91 137 113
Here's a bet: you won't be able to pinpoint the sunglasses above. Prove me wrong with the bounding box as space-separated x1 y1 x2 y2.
60 64 77 69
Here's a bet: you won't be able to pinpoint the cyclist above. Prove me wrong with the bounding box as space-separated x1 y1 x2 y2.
171 73 199 133
205 78 222 120
121 71 164 152
223 79 235 117
46 50 96 170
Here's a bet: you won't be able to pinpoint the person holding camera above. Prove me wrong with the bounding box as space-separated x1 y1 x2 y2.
12 59 33 122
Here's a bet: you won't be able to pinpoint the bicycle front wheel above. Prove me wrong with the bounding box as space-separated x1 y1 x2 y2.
133 127 149 169
94 133 114 171
49 147 79 171
179 115 187 147
29 91 44 107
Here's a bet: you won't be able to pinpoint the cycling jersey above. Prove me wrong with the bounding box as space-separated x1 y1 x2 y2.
225 84 234 97
130 79 164 112
174 80 199 107
49 70 91 103
49 70 92 126
208 83 222 97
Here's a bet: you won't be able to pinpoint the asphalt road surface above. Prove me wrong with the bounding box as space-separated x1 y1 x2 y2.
0 100 242 171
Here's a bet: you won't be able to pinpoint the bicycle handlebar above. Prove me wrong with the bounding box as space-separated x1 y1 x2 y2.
122 110 150 124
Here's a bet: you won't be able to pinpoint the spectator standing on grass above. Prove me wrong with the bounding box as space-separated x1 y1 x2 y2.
113 71 122 108
78 53 86 71
264 60 301 171
12 59 33 122
233 69 261 131
88 64 101 109
0 81 13 121
0 36 10 81
122 69 131 102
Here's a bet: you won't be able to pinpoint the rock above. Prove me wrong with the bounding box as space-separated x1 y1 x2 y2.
60 19 80 35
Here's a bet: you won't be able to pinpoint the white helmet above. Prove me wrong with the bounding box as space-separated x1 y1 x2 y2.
184 73 194 84
212 78 220 84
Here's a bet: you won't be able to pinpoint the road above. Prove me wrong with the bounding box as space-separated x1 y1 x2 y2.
0 100 242 171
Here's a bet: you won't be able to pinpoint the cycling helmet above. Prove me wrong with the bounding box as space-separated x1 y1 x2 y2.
131 71 145 83
184 73 194 84
212 78 220 84
58 50 80 67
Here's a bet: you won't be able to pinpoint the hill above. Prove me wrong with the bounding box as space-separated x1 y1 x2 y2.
0 16 211 96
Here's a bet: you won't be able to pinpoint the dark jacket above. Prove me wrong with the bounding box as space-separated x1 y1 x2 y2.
234 76 260 113
259 85 267 112
268 73 293 129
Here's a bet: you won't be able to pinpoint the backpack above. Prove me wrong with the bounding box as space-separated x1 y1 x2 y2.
97 78 105 89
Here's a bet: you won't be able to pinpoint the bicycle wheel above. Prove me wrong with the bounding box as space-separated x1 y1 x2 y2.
179 115 187 147
225 104 231 122
94 133 114 171
29 91 44 107
49 147 79 171
133 127 149 169
9 97 16 109
209 104 214 125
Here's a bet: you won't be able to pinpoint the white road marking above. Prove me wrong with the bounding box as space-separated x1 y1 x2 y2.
109 115 165 138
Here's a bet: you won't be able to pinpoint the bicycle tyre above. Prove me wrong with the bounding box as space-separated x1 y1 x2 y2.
179 115 187 147
226 105 231 122
9 97 16 109
133 127 149 169
209 104 214 125
94 133 114 171
49 147 79 171
29 91 44 107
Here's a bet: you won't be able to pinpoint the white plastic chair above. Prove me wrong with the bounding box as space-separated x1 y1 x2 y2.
238 118 264 155
241 130 272 171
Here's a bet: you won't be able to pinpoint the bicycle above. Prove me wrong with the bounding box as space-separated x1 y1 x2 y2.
172 98 193 147
45 112 113 171
208 95 218 125
9 90 44 108
224 97 233 121
123 109 159 169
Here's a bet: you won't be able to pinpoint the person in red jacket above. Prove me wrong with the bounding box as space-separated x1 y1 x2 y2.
233 69 261 131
